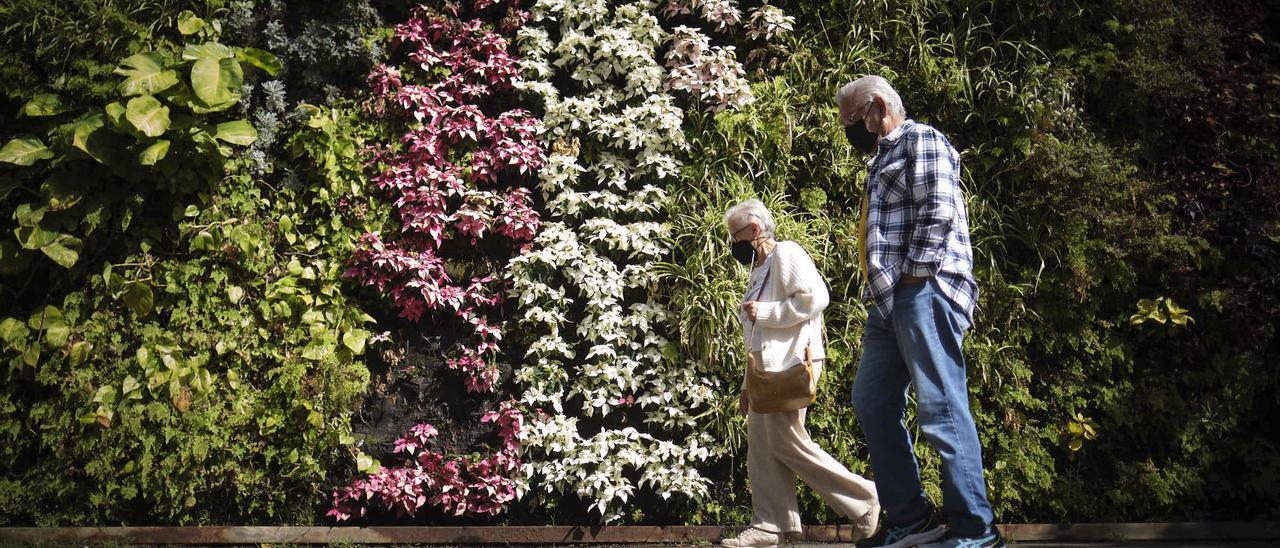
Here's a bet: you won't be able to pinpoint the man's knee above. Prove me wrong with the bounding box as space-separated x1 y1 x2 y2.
852 381 902 424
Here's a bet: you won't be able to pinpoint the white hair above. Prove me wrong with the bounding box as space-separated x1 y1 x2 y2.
835 75 907 121
724 199 776 238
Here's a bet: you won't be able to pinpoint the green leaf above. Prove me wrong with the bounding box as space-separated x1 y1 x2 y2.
15 203 46 227
182 42 235 62
236 47 282 76
177 10 205 35
213 120 257 145
226 285 244 304
93 385 118 405
229 225 259 255
14 225 59 250
27 305 63 331
1068 438 1083 451
184 204 200 217
301 342 333 361
68 341 91 364
125 95 171 137
138 139 170 165
0 318 28 345
191 230 215 251
20 94 67 117
71 114 112 163
342 329 368 354
356 453 381 474
190 57 243 106
104 101 127 129
115 52 180 96
296 104 326 128
0 138 55 166
22 345 40 368
41 235 82 269
123 282 155 317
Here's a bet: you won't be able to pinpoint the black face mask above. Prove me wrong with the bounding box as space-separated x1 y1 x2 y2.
731 239 757 265
845 122 878 154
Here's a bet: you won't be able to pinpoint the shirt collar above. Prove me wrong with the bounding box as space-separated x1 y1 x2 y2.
869 119 912 164
881 119 911 144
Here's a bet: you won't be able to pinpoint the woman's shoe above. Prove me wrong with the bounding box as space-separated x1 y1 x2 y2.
721 526 782 547
851 502 882 542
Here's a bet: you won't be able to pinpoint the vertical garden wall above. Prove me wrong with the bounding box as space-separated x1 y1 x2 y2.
1 0 1277 526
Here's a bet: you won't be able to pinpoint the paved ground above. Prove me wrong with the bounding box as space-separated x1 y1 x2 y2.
783 544 1279 548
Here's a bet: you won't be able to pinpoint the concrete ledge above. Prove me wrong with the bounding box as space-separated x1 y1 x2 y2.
1 523 1278 544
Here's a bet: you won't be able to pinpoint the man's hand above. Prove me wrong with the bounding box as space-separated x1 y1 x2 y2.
739 389 750 416
742 301 759 321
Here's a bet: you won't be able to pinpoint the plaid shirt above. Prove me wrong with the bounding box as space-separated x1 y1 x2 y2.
861 119 978 323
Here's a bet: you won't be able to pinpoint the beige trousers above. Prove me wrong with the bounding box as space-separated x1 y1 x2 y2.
747 359 878 533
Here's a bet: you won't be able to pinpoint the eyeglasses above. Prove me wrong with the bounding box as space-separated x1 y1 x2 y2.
843 99 876 127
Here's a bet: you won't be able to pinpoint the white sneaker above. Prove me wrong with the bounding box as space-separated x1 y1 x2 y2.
851 502 881 542
721 527 782 547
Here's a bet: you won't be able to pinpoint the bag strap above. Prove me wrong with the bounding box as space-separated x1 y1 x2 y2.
746 259 773 348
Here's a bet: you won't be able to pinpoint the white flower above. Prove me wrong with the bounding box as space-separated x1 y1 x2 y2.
509 0 792 518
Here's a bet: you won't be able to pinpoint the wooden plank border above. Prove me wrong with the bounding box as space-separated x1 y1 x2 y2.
1 523 1278 544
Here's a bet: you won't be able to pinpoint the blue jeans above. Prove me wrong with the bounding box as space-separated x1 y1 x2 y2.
851 278 995 537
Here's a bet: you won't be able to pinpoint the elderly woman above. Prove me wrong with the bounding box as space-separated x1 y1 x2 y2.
720 199 881 548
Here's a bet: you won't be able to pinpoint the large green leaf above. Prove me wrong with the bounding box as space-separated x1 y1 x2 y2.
27 305 63 330
123 282 155 317
70 114 113 163
14 225 59 250
104 101 127 127
190 57 243 106
14 203 46 227
138 139 170 165
213 120 257 145
177 10 205 35
20 94 67 117
115 52 180 96
40 234 82 269
0 317 28 345
0 138 54 166
342 329 368 354
235 47 282 76
182 42 235 62
125 96 171 137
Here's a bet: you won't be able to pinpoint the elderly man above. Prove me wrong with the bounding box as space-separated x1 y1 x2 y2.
837 75 1004 548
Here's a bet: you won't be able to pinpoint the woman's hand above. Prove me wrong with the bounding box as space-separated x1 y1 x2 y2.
739 389 750 416
742 301 758 321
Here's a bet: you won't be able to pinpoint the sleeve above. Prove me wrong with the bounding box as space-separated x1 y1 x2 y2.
753 242 831 329
904 128 960 278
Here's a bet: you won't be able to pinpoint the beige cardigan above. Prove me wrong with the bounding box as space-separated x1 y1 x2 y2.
740 240 829 391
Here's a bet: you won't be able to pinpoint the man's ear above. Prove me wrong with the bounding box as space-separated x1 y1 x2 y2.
873 95 888 118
